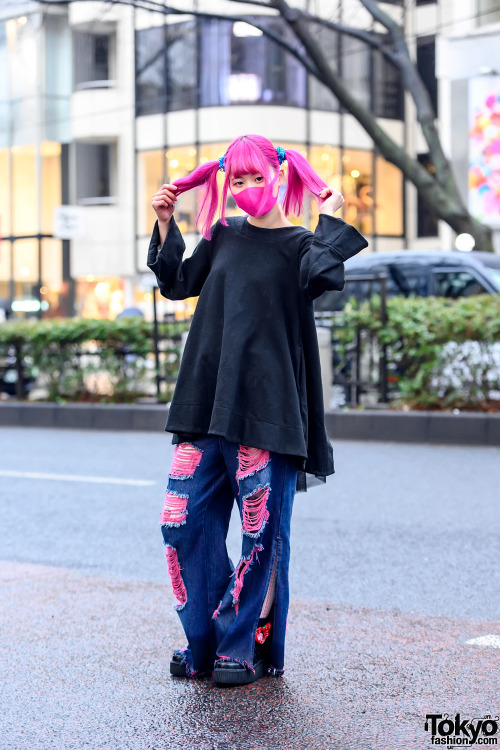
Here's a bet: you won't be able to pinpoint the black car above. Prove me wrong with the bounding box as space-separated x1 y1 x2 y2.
315 249 500 313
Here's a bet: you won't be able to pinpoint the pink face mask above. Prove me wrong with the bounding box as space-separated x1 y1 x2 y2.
229 171 280 217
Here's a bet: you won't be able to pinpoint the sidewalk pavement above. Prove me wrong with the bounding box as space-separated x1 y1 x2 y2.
2 560 498 750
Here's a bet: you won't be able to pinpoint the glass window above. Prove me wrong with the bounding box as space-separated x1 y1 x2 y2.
44 14 72 143
75 276 124 319
75 142 116 203
137 149 164 237
342 149 373 235
12 145 37 235
416 36 437 116
199 18 306 108
308 25 339 112
13 239 38 302
0 240 10 287
308 145 341 230
6 16 37 99
341 37 370 110
41 238 63 318
167 20 197 112
375 155 403 236
73 30 112 89
41 142 61 234
0 148 11 237
135 25 167 117
417 153 439 237
432 270 488 298
166 146 197 234
373 39 404 120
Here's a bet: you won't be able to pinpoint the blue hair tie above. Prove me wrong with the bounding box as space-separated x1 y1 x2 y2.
275 146 286 164
218 154 225 172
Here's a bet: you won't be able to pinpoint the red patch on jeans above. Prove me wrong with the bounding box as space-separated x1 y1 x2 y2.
256 623 271 644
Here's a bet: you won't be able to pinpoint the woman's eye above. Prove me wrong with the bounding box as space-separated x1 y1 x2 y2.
255 176 263 182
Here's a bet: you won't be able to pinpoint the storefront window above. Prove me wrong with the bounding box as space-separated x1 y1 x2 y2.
375 156 403 236
41 238 63 318
137 149 164 237
0 148 10 237
342 149 373 236
75 276 124 318
308 145 342 230
166 146 197 234
12 144 37 235
41 141 61 234
135 25 167 117
0 241 11 304
12 239 38 300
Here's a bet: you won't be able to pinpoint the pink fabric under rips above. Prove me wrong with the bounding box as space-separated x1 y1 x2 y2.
242 485 270 535
161 491 188 525
165 545 187 608
169 442 203 480
236 446 270 480
231 544 263 616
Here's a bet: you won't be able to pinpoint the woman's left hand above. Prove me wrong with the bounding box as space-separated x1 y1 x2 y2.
318 187 344 215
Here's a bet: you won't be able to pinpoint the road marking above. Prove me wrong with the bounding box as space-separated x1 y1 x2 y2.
465 634 500 649
0 469 156 486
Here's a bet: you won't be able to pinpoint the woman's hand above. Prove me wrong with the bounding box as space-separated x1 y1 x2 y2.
318 187 344 216
152 184 178 224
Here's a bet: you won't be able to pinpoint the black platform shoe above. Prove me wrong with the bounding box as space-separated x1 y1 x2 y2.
213 614 273 686
170 650 211 679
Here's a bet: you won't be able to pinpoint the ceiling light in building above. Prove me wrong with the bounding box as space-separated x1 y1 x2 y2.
86 275 95 282
169 159 179 168
188 148 196 156
351 169 360 178
18 16 27 24
233 21 263 37
20 266 30 277
342 155 351 164
40 286 48 294
229 73 261 103
321 153 329 161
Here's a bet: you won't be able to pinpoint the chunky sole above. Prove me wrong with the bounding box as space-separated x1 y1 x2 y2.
170 655 212 679
213 658 267 686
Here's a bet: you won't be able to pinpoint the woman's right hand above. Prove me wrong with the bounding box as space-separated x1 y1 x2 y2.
152 184 178 223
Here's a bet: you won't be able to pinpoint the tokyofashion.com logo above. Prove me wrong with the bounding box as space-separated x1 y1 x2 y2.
425 714 499 746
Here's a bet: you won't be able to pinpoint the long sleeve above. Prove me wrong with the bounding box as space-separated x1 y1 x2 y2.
146 217 216 300
299 214 369 301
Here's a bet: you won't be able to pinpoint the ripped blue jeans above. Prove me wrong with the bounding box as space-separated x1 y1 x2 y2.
160 435 298 676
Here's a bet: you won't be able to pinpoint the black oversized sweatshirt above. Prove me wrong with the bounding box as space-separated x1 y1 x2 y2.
146 213 368 493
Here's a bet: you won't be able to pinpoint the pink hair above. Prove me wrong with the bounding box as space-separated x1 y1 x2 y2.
172 134 329 240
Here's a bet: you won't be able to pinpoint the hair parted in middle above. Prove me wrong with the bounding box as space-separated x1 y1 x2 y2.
171 134 329 240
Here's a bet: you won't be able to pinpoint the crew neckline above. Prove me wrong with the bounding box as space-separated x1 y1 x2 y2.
231 215 307 241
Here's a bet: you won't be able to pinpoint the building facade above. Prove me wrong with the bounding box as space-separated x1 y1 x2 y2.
0 0 497 320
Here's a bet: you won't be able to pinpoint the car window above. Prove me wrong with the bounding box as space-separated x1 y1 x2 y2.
484 267 500 293
432 269 488 298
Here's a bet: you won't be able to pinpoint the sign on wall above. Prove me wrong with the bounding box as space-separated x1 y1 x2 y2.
53 206 85 240
469 76 500 228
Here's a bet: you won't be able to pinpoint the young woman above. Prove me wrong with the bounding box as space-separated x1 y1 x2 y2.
147 134 368 686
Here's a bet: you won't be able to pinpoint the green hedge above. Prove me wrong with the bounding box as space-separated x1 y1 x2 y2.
0 317 190 402
335 294 500 410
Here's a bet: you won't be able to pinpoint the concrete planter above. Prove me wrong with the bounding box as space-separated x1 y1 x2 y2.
0 401 499 446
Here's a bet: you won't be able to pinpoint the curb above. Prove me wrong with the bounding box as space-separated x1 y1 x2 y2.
1 401 499 446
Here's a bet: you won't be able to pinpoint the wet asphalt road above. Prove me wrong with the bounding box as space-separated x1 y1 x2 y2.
1 426 499 750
